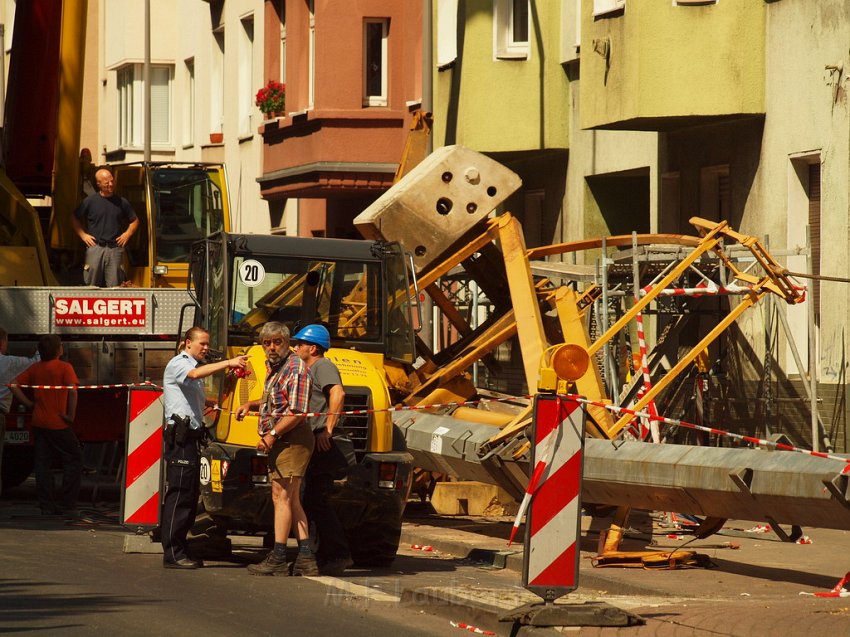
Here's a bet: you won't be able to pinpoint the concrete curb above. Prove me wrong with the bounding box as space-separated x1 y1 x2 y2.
399 587 562 637
400 522 682 598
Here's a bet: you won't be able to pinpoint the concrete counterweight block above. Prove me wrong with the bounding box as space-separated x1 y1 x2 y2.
354 144 522 272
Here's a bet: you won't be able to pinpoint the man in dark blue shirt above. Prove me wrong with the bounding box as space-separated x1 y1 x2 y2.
71 168 139 287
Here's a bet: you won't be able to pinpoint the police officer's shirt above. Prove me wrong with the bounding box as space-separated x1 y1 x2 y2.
163 352 205 429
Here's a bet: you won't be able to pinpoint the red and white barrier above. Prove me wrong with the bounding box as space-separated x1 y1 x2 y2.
121 386 164 527
522 394 584 601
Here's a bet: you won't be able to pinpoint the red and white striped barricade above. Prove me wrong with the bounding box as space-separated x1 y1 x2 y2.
121 385 164 528
522 393 585 602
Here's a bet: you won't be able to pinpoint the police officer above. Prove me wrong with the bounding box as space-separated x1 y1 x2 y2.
161 327 247 569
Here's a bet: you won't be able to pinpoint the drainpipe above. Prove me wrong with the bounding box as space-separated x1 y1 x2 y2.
144 0 151 162
422 0 433 141
0 23 5 130
421 0 434 349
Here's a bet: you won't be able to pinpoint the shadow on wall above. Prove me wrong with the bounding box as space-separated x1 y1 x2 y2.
585 168 651 237
664 115 765 233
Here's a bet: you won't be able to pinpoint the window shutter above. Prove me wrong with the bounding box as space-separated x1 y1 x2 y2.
808 163 821 326
150 67 171 144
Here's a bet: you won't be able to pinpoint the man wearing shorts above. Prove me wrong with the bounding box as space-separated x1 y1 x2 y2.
236 321 318 576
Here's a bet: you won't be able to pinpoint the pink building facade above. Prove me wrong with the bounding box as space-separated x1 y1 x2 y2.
259 1 422 238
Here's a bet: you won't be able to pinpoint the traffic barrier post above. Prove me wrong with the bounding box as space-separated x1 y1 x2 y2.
121 385 164 528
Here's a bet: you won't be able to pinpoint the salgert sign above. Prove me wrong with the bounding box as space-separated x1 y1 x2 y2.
54 297 147 327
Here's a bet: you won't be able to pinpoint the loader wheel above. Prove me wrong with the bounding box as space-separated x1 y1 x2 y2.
347 516 401 568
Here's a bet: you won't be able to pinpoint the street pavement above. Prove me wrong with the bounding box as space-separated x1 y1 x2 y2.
2 478 850 636
400 506 850 636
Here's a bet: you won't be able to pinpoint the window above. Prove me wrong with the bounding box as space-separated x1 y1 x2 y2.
699 165 730 223
211 28 225 134
593 0 624 17
151 166 226 264
117 67 134 147
363 19 388 106
494 0 529 60
182 59 194 147
239 14 254 136
228 256 382 344
116 64 172 147
279 0 287 84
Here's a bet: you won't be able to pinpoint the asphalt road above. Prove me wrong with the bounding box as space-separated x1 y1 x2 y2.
7 476 850 636
0 482 536 637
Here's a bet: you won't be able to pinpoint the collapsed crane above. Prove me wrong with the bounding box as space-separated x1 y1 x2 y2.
353 145 850 542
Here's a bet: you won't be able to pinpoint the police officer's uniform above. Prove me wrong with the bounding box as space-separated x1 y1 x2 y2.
160 351 206 567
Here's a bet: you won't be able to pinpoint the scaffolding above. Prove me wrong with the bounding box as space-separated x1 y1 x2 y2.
429 221 833 453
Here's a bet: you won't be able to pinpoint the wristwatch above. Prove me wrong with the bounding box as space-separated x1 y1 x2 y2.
267 428 278 438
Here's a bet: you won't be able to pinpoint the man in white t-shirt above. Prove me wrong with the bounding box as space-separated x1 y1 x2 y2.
0 327 39 493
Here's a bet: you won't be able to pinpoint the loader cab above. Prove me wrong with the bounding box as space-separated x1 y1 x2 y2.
113 162 229 289
189 232 417 402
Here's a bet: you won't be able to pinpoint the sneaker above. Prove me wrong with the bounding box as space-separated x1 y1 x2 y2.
319 557 353 577
247 551 290 576
292 550 319 577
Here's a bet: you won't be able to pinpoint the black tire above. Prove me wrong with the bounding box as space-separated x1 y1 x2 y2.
2 445 34 492
347 515 401 568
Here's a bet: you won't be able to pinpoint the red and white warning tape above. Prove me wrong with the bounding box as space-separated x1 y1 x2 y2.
631 290 659 442
8 381 846 470
561 393 850 469
449 621 495 635
6 381 161 391
801 571 850 598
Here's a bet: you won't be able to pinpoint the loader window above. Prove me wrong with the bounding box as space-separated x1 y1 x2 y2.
206 238 227 354
384 243 415 364
228 255 381 346
151 167 225 264
119 183 150 267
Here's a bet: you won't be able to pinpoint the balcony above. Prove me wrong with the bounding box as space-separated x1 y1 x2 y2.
258 109 408 199
580 2 765 131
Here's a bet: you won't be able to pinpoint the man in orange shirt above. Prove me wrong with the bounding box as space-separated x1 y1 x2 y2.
11 335 81 516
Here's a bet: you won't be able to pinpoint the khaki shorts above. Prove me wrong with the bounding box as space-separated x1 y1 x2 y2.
268 421 315 480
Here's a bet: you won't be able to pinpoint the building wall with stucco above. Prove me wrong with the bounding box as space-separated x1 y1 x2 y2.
100 0 269 234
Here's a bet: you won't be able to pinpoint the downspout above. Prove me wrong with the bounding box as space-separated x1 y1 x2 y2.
421 0 434 350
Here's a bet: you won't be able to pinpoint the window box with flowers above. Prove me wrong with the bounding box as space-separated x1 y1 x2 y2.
256 80 286 119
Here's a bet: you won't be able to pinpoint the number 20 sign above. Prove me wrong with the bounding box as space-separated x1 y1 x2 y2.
239 259 266 287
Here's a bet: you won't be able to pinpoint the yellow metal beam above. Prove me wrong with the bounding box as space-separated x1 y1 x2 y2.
528 233 702 259
51 0 88 252
415 219 499 286
406 311 518 404
426 282 473 337
498 214 548 393
553 287 615 437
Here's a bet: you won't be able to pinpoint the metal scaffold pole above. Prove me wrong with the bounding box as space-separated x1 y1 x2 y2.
806 225 819 452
